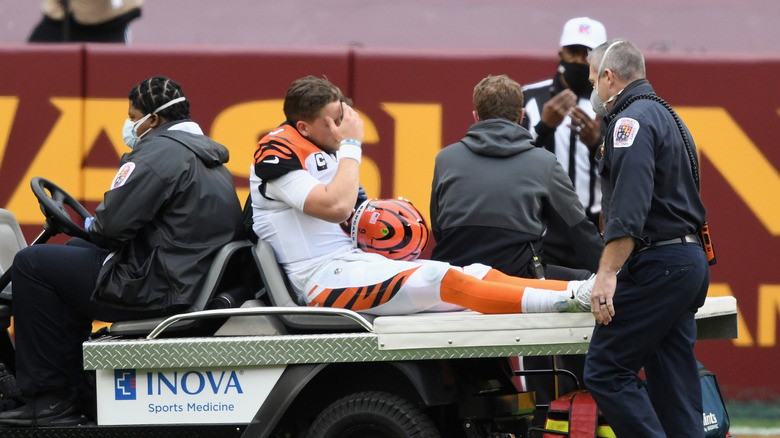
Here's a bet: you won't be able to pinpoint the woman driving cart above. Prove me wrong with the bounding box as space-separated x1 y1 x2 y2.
1 75 244 426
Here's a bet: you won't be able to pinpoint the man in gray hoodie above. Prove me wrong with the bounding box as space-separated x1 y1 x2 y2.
430 74 604 406
430 74 603 281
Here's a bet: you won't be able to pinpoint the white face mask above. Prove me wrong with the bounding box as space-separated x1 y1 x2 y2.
589 41 624 117
121 96 187 149
122 115 151 149
590 76 624 117
590 79 609 117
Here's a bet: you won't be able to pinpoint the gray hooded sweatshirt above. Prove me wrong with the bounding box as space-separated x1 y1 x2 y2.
430 118 603 276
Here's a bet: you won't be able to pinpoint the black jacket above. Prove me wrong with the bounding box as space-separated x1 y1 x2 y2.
430 118 603 276
599 79 706 246
89 121 244 313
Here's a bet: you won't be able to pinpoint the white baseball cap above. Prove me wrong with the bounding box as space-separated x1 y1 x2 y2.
559 17 607 49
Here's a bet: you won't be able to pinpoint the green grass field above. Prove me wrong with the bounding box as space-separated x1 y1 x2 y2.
727 400 780 436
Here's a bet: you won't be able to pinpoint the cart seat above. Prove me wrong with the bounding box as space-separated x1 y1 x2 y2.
0 209 28 301
108 239 256 337
252 238 374 332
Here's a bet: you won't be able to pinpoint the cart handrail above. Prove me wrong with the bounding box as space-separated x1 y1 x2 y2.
146 306 374 339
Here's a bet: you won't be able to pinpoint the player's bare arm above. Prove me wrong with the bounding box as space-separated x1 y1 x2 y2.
304 103 364 223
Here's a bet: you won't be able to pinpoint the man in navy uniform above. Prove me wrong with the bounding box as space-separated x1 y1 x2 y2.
584 39 710 438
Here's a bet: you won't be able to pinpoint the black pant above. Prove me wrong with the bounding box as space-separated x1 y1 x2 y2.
10 239 151 395
28 14 137 43
584 243 709 438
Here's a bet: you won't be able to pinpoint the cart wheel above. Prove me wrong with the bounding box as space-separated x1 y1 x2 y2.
305 391 440 438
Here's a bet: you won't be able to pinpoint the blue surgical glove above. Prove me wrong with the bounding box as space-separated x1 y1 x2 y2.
84 216 95 232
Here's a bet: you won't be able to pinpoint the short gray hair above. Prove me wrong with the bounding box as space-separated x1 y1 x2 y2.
588 39 646 83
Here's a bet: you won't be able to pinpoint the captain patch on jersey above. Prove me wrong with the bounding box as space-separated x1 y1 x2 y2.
253 123 340 201
614 117 640 148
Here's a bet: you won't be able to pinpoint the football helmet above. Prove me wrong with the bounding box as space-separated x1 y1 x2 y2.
351 198 429 261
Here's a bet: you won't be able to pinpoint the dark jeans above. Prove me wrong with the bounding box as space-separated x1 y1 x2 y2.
10 239 152 395
584 243 709 438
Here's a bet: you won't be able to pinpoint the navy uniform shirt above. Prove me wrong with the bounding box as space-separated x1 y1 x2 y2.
599 79 706 246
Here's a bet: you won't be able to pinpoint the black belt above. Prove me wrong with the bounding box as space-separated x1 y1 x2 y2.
638 234 700 253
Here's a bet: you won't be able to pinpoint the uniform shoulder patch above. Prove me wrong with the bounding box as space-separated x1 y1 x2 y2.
111 162 135 189
614 117 640 148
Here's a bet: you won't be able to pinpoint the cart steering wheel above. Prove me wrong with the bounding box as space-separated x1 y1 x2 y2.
30 177 91 241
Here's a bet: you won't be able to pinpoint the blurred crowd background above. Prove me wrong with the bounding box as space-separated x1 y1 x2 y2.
0 0 778 56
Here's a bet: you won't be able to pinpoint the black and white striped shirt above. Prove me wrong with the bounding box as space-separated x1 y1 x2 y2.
522 78 602 221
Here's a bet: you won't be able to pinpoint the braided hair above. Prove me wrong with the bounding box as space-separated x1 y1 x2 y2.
128 75 190 121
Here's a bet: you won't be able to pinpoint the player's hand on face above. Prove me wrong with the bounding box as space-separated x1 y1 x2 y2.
569 106 601 149
541 89 577 128
326 102 364 144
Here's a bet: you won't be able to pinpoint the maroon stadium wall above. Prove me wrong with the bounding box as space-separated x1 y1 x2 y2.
0 43 778 400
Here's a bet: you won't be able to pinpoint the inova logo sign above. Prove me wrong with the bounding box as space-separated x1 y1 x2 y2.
145 370 243 396
98 367 285 425
114 369 137 400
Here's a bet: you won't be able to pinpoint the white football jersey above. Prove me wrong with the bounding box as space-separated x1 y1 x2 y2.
251 124 353 291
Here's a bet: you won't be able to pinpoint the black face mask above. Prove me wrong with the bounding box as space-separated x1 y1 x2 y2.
558 60 591 96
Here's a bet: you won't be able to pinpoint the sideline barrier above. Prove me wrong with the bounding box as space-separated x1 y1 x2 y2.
0 43 778 399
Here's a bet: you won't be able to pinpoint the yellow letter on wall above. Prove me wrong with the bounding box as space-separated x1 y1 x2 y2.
758 285 780 347
677 107 780 235
210 100 285 203
381 103 442 224
5 98 83 225
0 97 19 173
82 98 132 200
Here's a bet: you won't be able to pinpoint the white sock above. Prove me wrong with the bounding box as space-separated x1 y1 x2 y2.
521 287 568 313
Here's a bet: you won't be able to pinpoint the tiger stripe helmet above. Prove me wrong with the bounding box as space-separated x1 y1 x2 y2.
351 198 429 261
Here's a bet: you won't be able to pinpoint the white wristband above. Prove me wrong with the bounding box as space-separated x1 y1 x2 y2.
338 143 362 164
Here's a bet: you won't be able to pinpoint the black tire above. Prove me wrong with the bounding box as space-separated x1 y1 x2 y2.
305 391 440 438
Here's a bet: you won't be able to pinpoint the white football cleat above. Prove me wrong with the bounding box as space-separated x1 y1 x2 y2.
557 274 596 312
